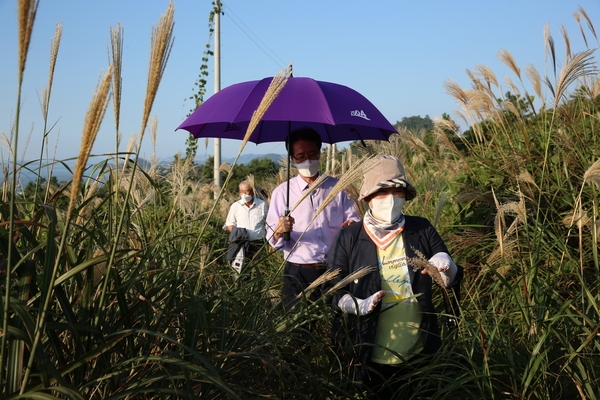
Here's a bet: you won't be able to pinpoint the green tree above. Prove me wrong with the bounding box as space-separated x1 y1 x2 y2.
195 156 278 190
198 156 222 183
395 115 434 132
228 157 278 187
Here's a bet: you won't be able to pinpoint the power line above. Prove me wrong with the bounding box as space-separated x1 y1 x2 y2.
222 4 288 69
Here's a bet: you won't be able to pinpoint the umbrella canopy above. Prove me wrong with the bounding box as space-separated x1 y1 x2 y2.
176 76 397 144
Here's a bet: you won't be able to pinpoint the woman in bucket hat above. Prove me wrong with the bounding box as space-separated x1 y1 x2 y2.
325 155 462 397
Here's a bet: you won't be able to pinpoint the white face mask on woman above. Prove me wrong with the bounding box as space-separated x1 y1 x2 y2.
240 194 253 203
369 195 405 223
294 159 320 177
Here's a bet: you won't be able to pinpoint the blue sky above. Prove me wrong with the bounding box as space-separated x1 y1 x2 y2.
1 0 599 163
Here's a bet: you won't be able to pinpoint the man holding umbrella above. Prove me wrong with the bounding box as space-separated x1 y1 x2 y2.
267 127 360 307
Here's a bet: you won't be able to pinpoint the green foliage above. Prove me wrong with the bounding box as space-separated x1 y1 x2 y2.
195 156 278 189
395 114 434 132
184 134 198 164
227 157 279 187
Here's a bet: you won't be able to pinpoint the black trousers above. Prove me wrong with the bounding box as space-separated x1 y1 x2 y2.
246 240 262 260
364 356 432 399
282 262 326 307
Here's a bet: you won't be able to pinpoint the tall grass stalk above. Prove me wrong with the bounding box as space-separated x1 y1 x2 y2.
94 2 174 328
1 0 39 391
20 66 113 394
33 22 62 205
109 22 123 202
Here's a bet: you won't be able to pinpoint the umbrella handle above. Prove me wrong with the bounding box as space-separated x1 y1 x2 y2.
284 210 291 241
285 148 291 242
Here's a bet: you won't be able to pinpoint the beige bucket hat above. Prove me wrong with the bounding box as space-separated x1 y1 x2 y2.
359 155 417 201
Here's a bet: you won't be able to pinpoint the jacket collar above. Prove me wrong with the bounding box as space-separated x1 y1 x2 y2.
357 218 417 282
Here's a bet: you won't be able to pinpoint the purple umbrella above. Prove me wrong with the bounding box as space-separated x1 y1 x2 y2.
177 76 397 240
176 76 396 144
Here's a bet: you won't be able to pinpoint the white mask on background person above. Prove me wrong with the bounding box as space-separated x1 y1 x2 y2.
369 195 405 223
241 194 253 203
294 159 320 177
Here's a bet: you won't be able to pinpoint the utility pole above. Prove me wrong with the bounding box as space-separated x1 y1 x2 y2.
331 143 336 172
213 0 222 195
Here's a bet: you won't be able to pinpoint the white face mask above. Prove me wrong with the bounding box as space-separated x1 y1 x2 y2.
369 195 405 223
240 194 253 203
295 159 320 177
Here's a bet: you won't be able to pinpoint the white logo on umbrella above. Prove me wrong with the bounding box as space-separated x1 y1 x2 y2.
351 110 370 120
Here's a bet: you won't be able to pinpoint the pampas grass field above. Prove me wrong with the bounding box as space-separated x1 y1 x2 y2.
1 1 600 398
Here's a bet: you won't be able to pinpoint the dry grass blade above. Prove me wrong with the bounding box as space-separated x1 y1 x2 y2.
444 79 469 106
18 0 39 81
165 153 193 212
578 6 598 44
562 210 590 230
561 25 572 59
310 155 376 219
150 115 158 157
466 69 487 93
574 11 589 48
297 266 380 304
583 158 600 189
526 64 543 105
222 64 291 182
408 249 447 290
288 173 328 214
141 2 174 137
109 23 124 132
498 49 521 80
42 22 62 118
517 169 539 190
244 65 292 147
67 66 113 219
322 266 378 296
475 65 499 89
469 88 496 117
545 24 557 76
433 116 458 135
544 75 556 100
492 188 505 257
295 269 341 302
554 49 597 106
501 100 521 120
503 76 521 98
121 133 138 175
77 178 101 226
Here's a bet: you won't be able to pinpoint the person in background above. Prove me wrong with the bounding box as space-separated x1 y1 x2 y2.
224 180 269 273
325 155 463 396
267 127 360 307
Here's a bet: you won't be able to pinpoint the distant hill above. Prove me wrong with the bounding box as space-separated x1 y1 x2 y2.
2 154 286 187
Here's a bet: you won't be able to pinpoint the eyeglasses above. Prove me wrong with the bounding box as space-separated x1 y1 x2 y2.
292 151 320 163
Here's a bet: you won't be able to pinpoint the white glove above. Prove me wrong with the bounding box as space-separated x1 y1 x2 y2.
428 252 457 287
337 290 386 315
